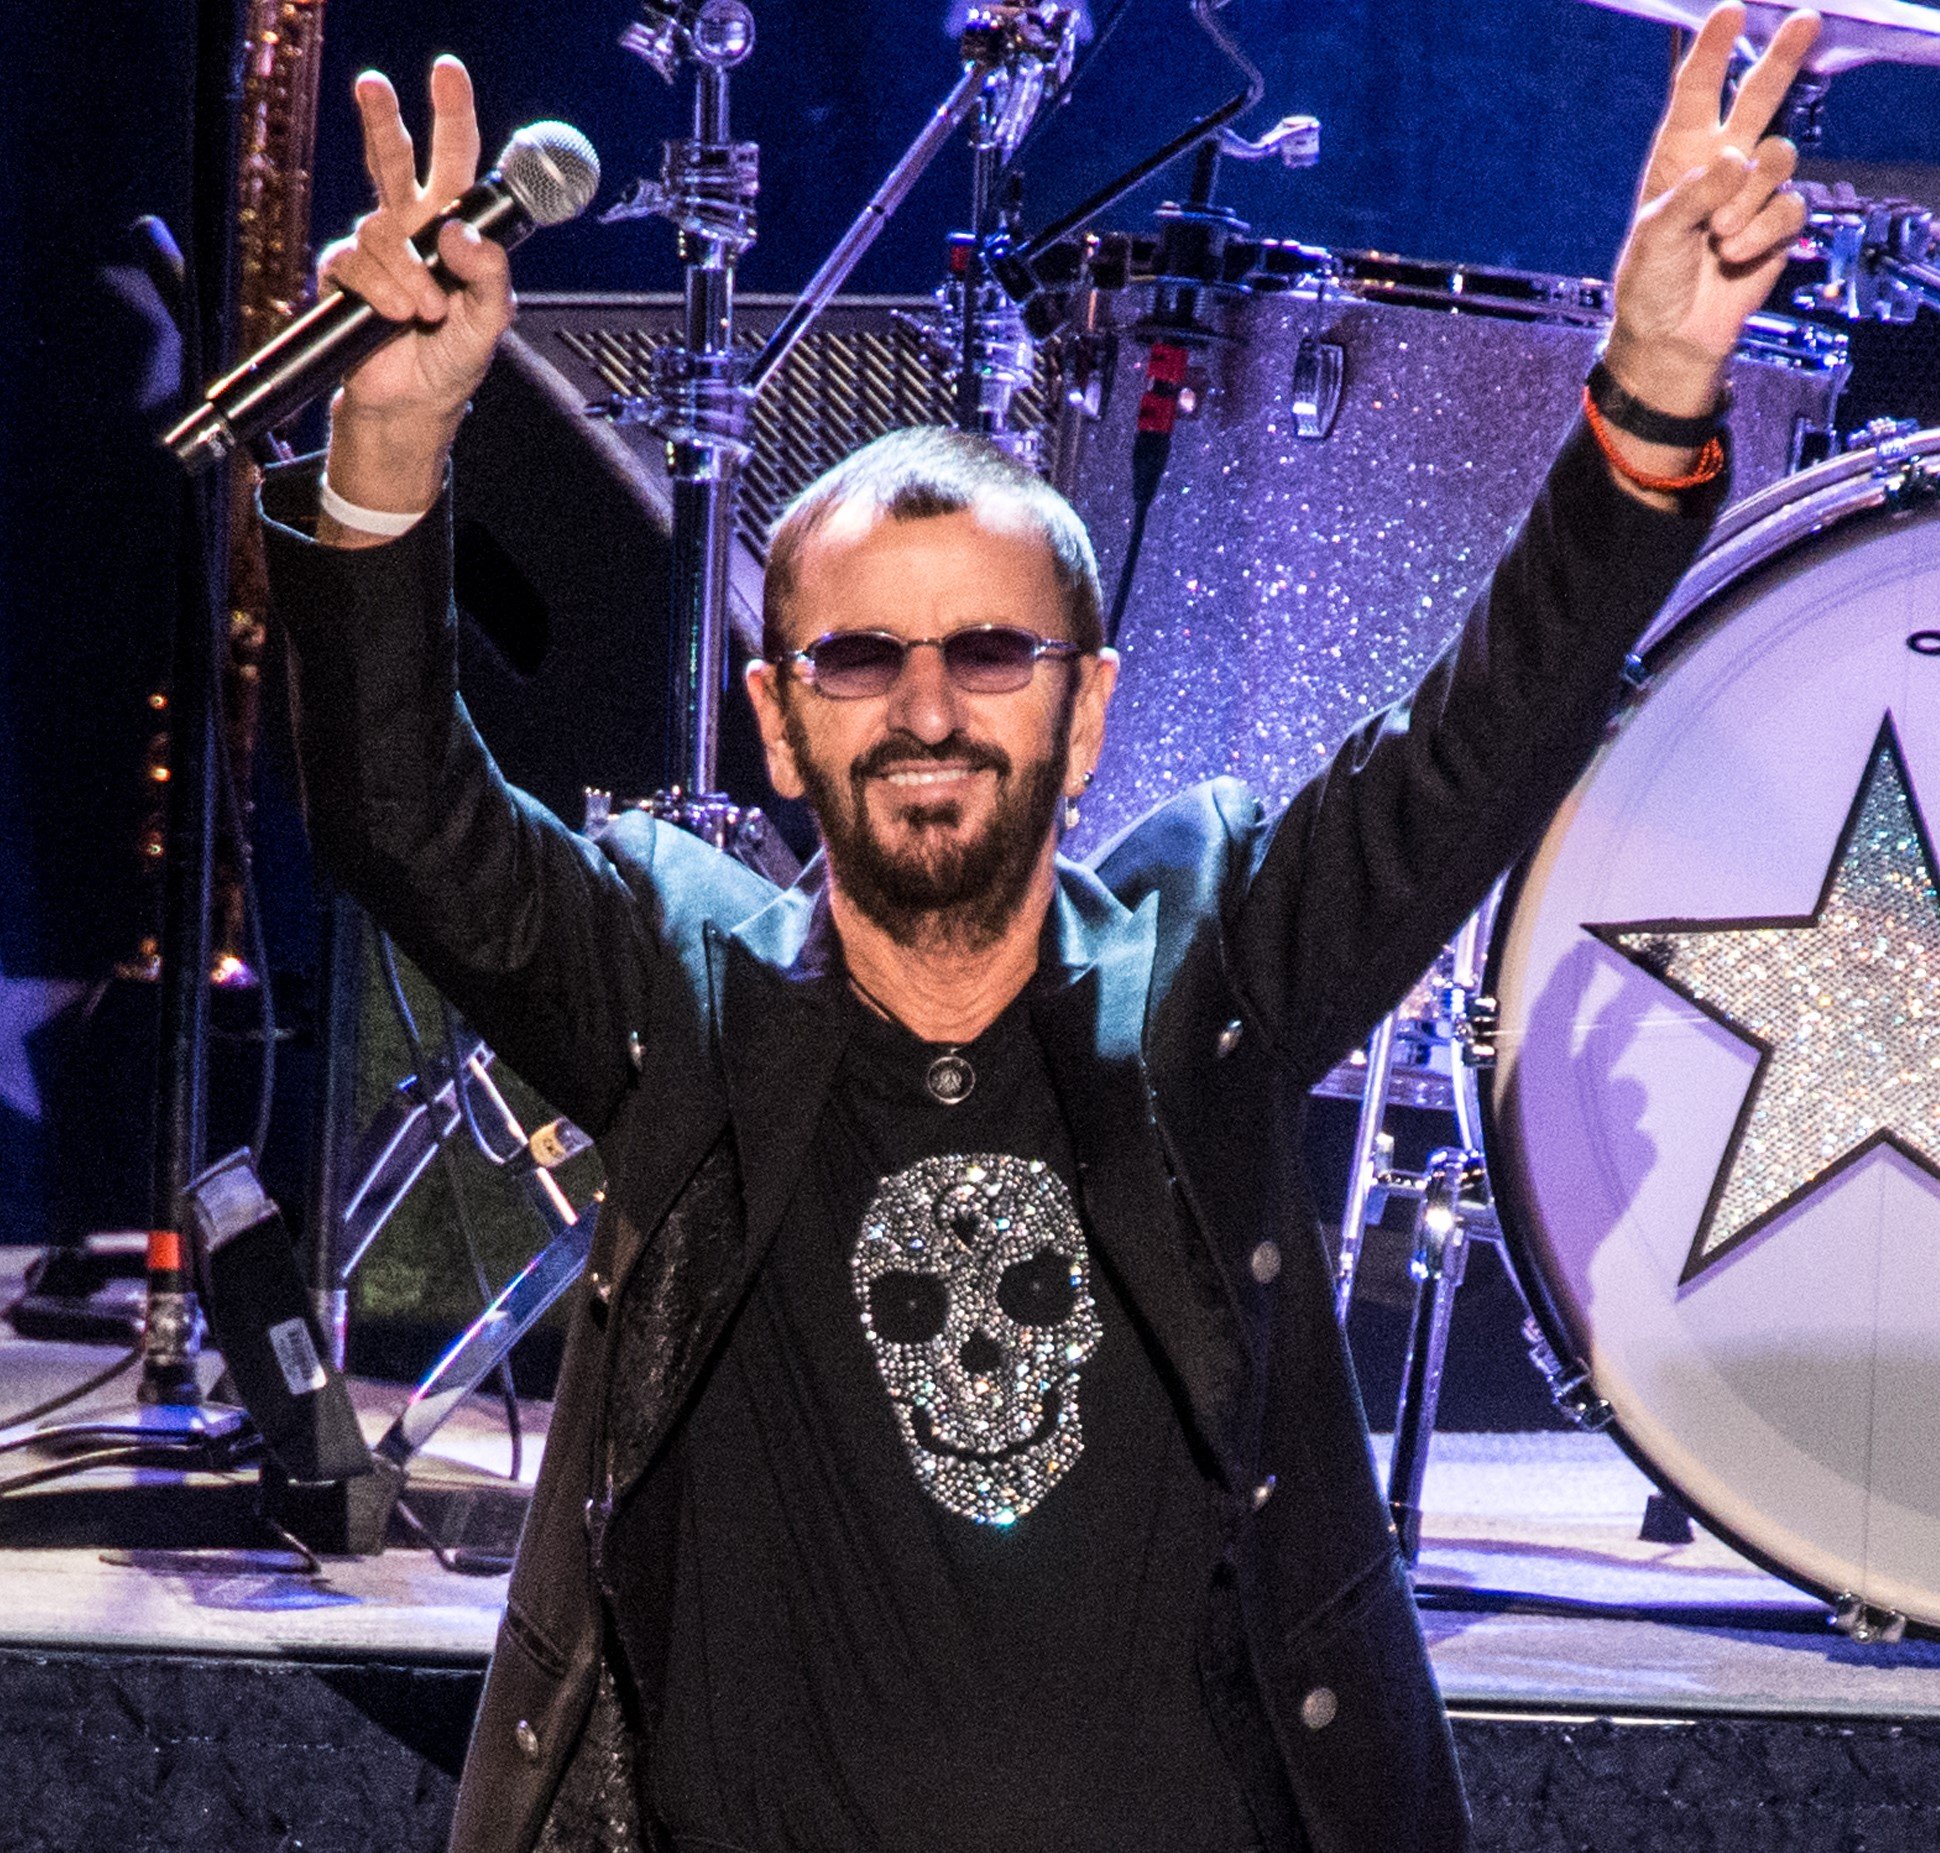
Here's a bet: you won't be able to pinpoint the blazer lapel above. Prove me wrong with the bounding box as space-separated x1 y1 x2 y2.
1033 868 1249 1478
707 878 856 1284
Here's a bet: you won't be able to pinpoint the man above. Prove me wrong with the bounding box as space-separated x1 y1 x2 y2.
261 9 1818 1849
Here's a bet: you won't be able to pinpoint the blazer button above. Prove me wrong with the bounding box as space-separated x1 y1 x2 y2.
1249 1240 1282 1285
514 1718 542 1761
1252 1474 1277 1510
1300 1686 1338 1732
1216 1018 1244 1058
588 1270 612 1305
627 1030 646 1076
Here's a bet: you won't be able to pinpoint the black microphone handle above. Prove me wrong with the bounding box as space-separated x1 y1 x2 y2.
164 177 531 473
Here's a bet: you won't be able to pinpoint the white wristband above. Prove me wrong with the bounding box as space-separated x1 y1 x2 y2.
319 473 431 539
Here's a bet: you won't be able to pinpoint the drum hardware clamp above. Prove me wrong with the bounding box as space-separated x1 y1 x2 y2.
1833 1596 1908 1646
1516 1317 1614 1437
1876 451 1940 514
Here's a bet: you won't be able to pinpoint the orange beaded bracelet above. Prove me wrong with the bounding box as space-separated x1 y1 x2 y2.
1581 385 1726 496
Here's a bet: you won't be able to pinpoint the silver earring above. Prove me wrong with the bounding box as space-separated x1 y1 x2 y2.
1062 769 1095 834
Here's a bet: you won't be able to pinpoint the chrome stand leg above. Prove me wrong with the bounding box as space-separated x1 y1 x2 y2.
1334 1011 1400 1324
1388 1149 1475 1565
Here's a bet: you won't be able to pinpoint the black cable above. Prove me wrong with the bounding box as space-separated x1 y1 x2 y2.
1412 1582 1840 1637
1105 425 1172 648
375 934 523 1484
440 997 517 1169
394 1492 516 1577
0 1443 219 1499
250 1500 325 1576
209 635 278 1166
0 1348 139 1434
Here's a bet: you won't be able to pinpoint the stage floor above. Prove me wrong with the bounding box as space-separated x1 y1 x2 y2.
3 1252 1935 1719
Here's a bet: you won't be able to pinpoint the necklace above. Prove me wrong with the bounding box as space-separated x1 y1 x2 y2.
846 967 977 1107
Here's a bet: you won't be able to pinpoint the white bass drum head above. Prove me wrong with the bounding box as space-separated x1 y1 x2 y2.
1485 439 1940 1625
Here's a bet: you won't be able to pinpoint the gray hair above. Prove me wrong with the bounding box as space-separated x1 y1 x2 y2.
761 427 1104 660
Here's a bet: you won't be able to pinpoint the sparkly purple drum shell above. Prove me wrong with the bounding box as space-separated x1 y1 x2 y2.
1066 274 1842 851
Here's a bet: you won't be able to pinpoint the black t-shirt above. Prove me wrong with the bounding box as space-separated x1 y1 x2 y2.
634 987 1266 1853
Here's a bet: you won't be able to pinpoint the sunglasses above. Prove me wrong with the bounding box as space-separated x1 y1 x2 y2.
778 626 1083 700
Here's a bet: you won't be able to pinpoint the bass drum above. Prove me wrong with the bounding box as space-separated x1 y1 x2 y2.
1478 429 1940 1626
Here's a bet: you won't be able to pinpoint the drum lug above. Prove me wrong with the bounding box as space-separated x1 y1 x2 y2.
1855 421 1940 509
1291 335 1344 440
1453 993 1498 1069
1833 1595 1908 1646
1520 1315 1613 1432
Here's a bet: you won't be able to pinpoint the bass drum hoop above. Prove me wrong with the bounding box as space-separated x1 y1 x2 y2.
1468 427 1940 1619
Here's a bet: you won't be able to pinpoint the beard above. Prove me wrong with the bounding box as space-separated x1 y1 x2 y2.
786 700 1072 955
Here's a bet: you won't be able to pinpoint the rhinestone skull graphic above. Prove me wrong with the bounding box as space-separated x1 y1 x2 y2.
850 1154 1102 1526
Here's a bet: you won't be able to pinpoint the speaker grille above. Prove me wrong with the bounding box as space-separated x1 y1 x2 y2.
544 302 1061 552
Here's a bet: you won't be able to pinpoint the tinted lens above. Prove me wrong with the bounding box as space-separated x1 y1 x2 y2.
940 627 1041 692
805 631 906 697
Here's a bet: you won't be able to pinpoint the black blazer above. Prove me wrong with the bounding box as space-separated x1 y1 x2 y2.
262 417 1717 1853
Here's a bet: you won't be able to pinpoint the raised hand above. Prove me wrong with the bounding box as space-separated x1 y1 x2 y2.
1605 5 1819 420
317 56 514 538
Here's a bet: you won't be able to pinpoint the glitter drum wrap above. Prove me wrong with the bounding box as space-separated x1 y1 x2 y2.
1064 269 1844 852
850 1154 1102 1527
1477 436 1940 1626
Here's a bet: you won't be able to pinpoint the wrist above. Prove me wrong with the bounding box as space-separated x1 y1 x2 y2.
324 391 463 514
1599 326 1727 422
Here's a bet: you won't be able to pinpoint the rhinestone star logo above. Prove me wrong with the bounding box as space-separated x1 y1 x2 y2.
1589 717 1940 1286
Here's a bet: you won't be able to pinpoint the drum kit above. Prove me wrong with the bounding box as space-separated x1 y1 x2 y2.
877 0 1940 1643
492 0 1940 1637
1117 0 1940 1642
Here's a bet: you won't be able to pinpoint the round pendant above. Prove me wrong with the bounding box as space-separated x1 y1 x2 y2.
925 1051 976 1106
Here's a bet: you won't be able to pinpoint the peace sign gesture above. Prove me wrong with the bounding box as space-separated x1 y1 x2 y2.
1604 5 1819 421
316 56 515 539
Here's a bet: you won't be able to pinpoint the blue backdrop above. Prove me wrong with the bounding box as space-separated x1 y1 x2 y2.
307 0 1940 296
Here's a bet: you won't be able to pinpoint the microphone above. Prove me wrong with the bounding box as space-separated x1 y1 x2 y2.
164 120 600 475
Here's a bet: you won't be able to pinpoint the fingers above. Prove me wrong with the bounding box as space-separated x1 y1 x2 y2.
1711 133 1797 240
1665 4 1747 134
424 55 482 210
436 219 513 316
1651 145 1757 240
319 224 444 323
355 71 419 217
1724 9 1822 144
1713 180 1808 269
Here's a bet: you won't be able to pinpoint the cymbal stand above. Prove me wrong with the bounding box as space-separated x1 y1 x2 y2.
605 0 773 866
599 3 1062 868
951 6 1080 464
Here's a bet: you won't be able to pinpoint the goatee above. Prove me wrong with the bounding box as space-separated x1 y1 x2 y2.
788 709 1071 954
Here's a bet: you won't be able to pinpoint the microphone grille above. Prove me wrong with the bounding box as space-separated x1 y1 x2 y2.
498 121 602 227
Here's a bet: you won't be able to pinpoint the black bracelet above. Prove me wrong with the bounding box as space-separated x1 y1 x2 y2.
1586 358 1731 447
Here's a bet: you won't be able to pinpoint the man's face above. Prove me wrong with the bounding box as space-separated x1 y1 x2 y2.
746 499 1116 951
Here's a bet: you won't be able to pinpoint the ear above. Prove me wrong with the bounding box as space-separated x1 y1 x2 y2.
744 657 807 800
1065 647 1119 795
